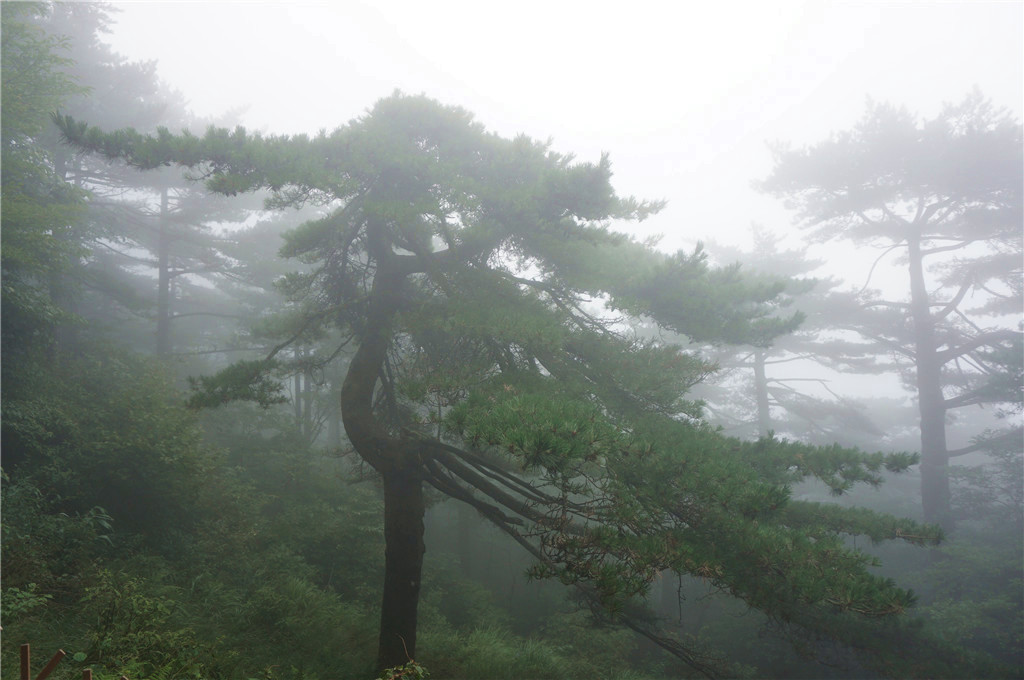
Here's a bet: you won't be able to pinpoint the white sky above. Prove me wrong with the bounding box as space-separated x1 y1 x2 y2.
101 0 1022 254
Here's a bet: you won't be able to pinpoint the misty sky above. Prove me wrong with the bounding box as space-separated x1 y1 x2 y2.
102 1 1022 261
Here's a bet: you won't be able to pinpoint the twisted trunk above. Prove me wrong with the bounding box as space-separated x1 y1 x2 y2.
338 244 428 669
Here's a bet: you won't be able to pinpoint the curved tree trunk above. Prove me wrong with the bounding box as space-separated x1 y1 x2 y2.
337 248 430 671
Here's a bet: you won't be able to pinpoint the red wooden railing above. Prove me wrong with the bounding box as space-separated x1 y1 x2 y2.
19 643 129 680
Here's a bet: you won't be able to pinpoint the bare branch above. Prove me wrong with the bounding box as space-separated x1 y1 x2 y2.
921 240 978 257
934 279 974 321
948 427 1023 457
854 243 904 296
936 329 1022 364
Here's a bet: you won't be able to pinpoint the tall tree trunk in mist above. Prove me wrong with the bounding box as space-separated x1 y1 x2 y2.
49 151 79 353
156 187 172 356
303 365 313 440
378 469 426 669
327 390 342 449
752 350 772 437
907 235 951 529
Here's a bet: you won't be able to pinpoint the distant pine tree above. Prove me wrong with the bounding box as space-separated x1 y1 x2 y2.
762 93 1023 529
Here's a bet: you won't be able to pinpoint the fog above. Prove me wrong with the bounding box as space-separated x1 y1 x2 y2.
103 1 1022 255
4 2 1022 679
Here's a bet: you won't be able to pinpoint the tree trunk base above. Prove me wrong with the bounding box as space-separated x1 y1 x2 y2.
376 469 426 671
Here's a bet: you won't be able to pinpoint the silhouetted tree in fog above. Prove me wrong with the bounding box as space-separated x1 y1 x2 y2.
39 2 255 356
762 92 1023 529
699 226 886 445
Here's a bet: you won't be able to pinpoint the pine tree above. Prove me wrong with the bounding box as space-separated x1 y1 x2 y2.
761 92 1023 529
58 93 951 676
38 2 256 356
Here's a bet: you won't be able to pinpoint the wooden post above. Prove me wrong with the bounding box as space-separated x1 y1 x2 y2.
36 649 66 680
20 644 30 680
82 670 93 680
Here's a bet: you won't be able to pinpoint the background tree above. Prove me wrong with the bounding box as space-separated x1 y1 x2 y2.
697 226 886 445
761 92 1023 528
37 1 257 358
60 93 951 676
